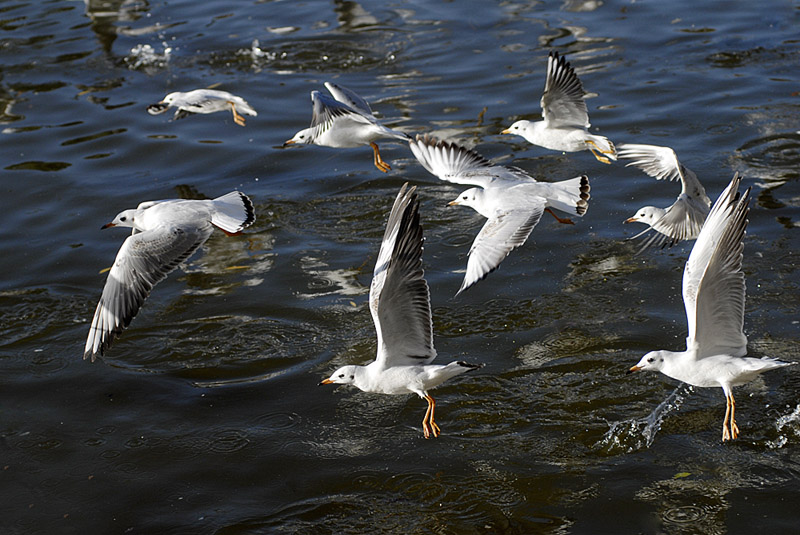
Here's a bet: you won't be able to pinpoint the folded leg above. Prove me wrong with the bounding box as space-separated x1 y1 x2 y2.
370 142 391 173
228 101 247 126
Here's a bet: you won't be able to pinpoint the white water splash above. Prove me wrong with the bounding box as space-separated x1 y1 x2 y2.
126 43 172 71
766 403 800 449
597 384 692 453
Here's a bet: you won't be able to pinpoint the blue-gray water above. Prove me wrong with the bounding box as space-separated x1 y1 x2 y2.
2 1 799 533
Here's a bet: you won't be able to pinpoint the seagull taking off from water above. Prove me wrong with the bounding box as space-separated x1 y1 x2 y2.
84 191 256 361
284 82 410 173
319 183 483 438
147 89 257 126
501 50 616 164
628 174 794 441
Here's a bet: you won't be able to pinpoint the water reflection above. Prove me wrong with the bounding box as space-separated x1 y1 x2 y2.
83 0 150 52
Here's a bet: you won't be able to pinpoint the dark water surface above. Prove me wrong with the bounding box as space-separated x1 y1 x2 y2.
1 1 799 533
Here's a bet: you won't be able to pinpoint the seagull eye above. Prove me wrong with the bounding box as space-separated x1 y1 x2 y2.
120 216 127 222
647 357 654 363
338 373 345 378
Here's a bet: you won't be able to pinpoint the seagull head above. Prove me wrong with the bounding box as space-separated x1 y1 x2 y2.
628 350 667 374
501 119 534 137
283 128 313 147
448 188 483 210
102 209 140 230
319 365 359 386
625 206 665 226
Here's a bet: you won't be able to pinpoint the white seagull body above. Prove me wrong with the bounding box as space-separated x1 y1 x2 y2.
502 50 616 164
320 183 483 439
84 191 256 361
629 174 794 441
284 81 409 172
147 89 257 126
408 134 590 295
619 143 712 250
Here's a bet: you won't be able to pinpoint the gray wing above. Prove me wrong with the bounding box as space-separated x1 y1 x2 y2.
370 184 436 368
683 174 749 360
458 200 546 295
652 194 709 242
408 134 530 188
310 90 375 131
324 81 373 116
84 223 213 360
173 109 194 121
617 142 710 207
541 50 590 129
617 143 685 182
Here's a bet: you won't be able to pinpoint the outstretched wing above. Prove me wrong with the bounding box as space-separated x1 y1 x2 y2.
370 184 436 368
309 89 374 132
617 143 687 182
84 223 213 360
324 81 373 116
683 174 749 360
408 134 531 188
458 201 546 295
540 51 590 129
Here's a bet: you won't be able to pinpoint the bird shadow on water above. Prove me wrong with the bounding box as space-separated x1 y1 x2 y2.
595 383 693 454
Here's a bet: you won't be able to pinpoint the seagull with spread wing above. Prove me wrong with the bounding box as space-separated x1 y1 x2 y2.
319 183 483 439
284 82 409 173
147 89 257 126
628 174 794 441
408 134 590 295
501 50 616 164
619 143 711 250
84 191 256 361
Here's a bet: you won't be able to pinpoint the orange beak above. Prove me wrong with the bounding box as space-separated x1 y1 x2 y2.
101 222 116 229
627 365 642 375
623 217 637 224
318 378 334 386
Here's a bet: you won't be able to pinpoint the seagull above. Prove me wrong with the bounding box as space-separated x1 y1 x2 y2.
408 134 590 295
284 81 410 173
618 143 711 250
501 50 617 164
319 183 483 439
628 174 794 441
147 89 257 126
84 191 256 361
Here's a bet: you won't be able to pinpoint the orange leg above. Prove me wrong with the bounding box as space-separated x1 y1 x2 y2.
228 101 246 126
722 395 731 441
427 396 442 437
422 396 433 439
729 393 739 440
370 142 391 173
421 395 440 439
545 208 574 225
585 140 612 164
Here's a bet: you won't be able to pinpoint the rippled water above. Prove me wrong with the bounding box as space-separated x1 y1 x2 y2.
2 1 799 533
